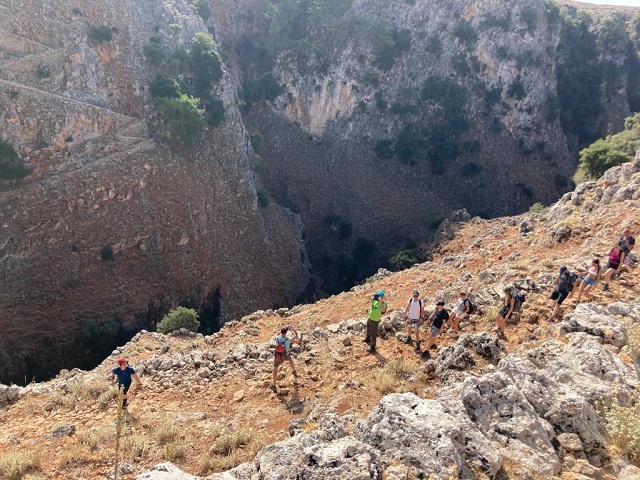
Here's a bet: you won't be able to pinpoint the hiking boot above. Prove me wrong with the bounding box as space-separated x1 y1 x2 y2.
421 350 431 359
362 337 370 343
122 399 128 408
366 348 376 355
404 336 412 344
415 341 421 351
292 370 298 378
546 317 555 323
602 283 609 291
269 383 277 393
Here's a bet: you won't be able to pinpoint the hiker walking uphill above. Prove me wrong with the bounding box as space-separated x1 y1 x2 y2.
621 228 636 263
270 326 300 392
549 265 577 322
449 292 472 337
111 357 143 408
422 301 449 358
363 291 387 354
601 242 626 291
494 287 515 339
575 258 602 303
403 290 424 351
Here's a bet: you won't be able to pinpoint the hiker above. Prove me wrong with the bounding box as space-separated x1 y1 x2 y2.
601 242 626 291
494 287 515 338
620 229 635 266
549 265 577 322
448 292 471 337
111 357 143 408
422 301 450 357
575 258 601 303
270 326 300 392
364 291 387 354
403 290 424 351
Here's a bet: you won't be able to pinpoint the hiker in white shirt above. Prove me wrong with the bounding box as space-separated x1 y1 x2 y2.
403 290 424 351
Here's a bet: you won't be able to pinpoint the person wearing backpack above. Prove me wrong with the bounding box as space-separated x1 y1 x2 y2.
422 301 450 357
575 258 601 303
548 265 577 322
403 290 424 350
449 292 472 338
270 326 301 392
601 242 626 291
621 229 635 263
363 291 387 354
493 287 515 339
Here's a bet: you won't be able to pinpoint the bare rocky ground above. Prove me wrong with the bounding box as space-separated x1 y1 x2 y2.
1 155 640 479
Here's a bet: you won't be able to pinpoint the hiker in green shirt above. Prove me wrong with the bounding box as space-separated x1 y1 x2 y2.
363 291 387 354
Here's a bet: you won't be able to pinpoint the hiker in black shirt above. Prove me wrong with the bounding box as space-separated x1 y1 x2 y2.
422 301 449 357
548 265 577 322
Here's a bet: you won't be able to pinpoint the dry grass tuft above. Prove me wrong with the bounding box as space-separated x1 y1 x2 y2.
511 261 529 271
124 434 150 458
155 419 180 445
602 393 640 464
364 368 396 395
384 357 419 379
211 430 253 455
164 441 187 462
0 451 40 480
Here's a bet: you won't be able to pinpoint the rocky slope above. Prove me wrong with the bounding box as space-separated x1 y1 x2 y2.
0 154 639 479
0 0 310 383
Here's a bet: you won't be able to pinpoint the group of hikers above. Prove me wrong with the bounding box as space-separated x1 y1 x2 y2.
113 229 635 395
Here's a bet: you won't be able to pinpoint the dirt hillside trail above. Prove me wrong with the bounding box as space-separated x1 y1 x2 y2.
0 159 639 478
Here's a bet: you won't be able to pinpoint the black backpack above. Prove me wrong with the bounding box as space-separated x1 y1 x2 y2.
557 272 576 292
512 291 526 312
464 298 475 314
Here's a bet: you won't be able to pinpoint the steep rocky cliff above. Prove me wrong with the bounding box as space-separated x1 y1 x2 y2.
0 0 310 383
212 0 640 292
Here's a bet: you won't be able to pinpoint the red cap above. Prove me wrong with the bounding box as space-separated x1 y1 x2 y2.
117 357 126 365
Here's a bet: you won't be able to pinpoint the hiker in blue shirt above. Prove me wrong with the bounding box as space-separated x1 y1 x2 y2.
111 357 143 408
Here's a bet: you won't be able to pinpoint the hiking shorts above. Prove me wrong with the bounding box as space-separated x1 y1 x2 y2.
551 289 569 305
118 382 132 395
582 276 596 287
607 261 619 270
406 318 420 326
430 325 440 337
274 354 291 367
498 306 510 319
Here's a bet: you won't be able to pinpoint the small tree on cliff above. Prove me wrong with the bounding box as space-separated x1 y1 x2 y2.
157 307 200 334
155 94 205 146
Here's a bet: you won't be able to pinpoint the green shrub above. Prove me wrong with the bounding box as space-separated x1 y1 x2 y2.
528 202 547 214
461 162 482 177
155 94 205 145
143 38 165 66
88 24 113 44
373 139 394 159
257 188 271 208
453 21 478 47
242 74 284 107
0 139 31 179
250 131 263 153
36 64 50 78
190 0 211 22
190 32 223 98
484 86 502 109
205 98 225 127
374 28 411 71
388 248 422 271
602 394 640 465
157 307 200 334
150 74 182 100
507 79 526 100
578 113 640 178
100 244 114 260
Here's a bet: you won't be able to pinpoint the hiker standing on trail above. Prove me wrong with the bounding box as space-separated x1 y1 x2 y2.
575 258 601 303
548 265 577 322
364 291 387 354
601 242 626 291
112 358 143 408
449 292 471 337
270 326 300 392
403 290 424 351
620 229 635 266
494 287 515 338
422 301 449 357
